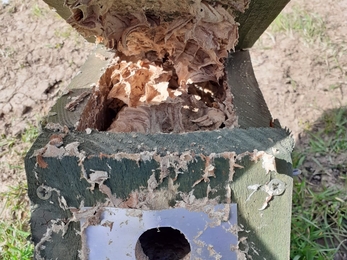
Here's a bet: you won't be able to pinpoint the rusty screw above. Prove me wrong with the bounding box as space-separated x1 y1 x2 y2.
36 186 52 200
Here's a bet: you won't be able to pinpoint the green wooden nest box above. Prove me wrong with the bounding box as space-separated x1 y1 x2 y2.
25 0 292 259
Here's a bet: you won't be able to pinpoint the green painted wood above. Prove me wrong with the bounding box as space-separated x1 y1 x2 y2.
45 46 113 128
25 126 293 259
236 0 290 49
25 33 293 259
231 154 293 259
226 50 276 128
43 0 71 20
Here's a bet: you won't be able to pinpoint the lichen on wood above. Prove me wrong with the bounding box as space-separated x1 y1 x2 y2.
66 0 248 133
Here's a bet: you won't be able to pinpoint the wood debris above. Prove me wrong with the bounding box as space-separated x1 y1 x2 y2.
65 90 91 112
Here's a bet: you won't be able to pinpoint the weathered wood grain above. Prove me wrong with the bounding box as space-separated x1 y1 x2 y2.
226 50 275 128
46 46 113 127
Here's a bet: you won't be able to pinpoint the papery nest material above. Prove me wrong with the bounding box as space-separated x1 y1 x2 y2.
70 0 248 133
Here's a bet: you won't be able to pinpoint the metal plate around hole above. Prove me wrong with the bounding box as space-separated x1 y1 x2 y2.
80 204 238 259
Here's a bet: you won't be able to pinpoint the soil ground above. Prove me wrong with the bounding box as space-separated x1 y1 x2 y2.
251 0 347 140
0 0 346 257
0 0 94 193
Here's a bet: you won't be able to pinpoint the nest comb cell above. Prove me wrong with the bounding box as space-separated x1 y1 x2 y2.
45 0 289 133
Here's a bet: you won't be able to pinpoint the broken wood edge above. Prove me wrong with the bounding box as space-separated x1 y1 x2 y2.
26 147 291 259
43 45 113 128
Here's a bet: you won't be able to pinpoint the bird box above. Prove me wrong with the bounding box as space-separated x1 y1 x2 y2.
25 0 293 259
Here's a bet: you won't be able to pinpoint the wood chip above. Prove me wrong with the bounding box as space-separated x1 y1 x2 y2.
64 91 91 112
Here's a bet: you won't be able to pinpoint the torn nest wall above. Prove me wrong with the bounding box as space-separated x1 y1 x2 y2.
64 0 249 133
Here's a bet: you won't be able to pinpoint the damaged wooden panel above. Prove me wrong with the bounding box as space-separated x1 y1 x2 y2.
41 1 288 132
25 126 293 259
231 154 293 259
46 45 113 128
82 205 238 259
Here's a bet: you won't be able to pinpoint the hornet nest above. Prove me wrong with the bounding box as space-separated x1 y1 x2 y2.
66 0 250 133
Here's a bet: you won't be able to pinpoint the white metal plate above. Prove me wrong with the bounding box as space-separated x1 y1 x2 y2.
80 204 238 259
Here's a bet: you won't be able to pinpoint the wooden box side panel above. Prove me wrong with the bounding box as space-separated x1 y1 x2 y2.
25 128 293 259
226 50 275 128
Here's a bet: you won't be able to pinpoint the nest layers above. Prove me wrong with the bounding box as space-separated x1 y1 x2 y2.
77 56 237 133
68 0 248 133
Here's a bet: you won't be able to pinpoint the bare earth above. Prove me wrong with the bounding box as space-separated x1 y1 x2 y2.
251 0 347 140
0 0 94 194
0 0 346 222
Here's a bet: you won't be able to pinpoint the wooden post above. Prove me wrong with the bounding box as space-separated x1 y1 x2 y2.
236 0 290 49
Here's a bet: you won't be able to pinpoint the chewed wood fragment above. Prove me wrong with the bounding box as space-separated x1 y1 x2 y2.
192 154 216 187
258 179 286 210
101 220 114 231
246 184 261 202
262 152 276 174
258 194 273 211
84 170 120 206
49 134 64 147
251 150 277 174
95 52 108 61
65 90 91 112
44 122 69 133
36 154 48 168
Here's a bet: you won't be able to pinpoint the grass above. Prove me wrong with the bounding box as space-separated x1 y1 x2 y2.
31 4 45 18
309 107 347 154
291 179 347 259
0 123 39 152
0 124 39 260
265 13 347 258
0 183 34 260
0 222 33 260
54 28 72 39
1 2 346 260
291 107 347 259
271 7 327 45
0 46 15 59
268 4 347 88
